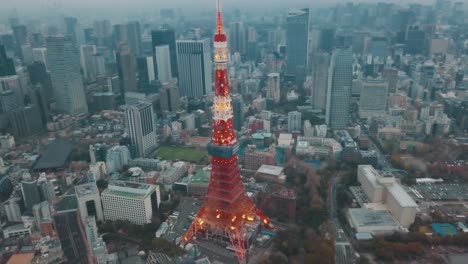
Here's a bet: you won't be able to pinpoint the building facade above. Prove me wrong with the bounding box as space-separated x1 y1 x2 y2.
124 103 157 158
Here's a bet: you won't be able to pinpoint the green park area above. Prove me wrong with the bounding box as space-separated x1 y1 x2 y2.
154 146 207 163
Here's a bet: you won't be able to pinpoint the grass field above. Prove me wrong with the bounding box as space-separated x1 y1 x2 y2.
154 146 207 163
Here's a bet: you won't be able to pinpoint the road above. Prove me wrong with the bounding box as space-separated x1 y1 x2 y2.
329 177 356 264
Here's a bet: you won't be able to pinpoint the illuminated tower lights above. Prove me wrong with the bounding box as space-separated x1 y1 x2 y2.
183 1 271 263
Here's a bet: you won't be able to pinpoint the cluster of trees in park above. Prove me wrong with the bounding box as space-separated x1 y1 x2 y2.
259 227 334 264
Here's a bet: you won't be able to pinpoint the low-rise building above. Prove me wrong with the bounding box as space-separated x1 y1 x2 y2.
255 165 286 184
347 208 400 234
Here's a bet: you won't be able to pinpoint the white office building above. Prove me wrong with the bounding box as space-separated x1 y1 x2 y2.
105 145 131 173
266 73 280 103
75 182 104 223
124 102 157 158
288 111 302 133
359 78 388 119
155 45 172 84
101 181 160 225
357 165 417 228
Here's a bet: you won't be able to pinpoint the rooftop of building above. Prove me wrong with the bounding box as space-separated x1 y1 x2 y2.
75 182 99 199
33 139 72 171
189 170 210 185
348 208 399 228
54 195 78 212
278 133 293 141
103 181 156 200
251 132 272 140
257 164 283 176
6 253 34 264
3 223 30 233
386 184 418 208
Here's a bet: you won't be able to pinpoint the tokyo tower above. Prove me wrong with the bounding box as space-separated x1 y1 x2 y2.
183 1 271 263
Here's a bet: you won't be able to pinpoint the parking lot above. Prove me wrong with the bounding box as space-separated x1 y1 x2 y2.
171 197 201 239
416 183 468 201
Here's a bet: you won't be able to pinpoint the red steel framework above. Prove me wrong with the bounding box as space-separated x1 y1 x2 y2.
183 1 270 263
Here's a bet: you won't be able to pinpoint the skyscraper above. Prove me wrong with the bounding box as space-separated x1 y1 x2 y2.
46 36 88 116
80 45 97 81
326 49 353 129
159 83 180 113
266 72 280 103
154 45 172 83
28 61 53 103
21 180 41 212
124 102 157 158
64 16 84 46
54 196 92 264
176 39 212 98
183 4 270 263
228 21 246 54
151 26 178 78
32 48 48 69
288 111 302 133
319 27 335 53
126 21 142 56
93 20 112 47
232 96 244 131
136 55 155 90
0 45 15 77
359 78 388 119
286 8 310 76
311 52 330 111
116 44 138 94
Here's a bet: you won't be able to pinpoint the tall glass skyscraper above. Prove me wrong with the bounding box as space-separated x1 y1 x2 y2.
176 39 212 98
326 49 353 129
151 25 178 78
46 36 88 116
286 8 310 76
124 102 157 158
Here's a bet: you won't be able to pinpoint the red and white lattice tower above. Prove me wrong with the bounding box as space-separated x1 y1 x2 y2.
183 1 270 263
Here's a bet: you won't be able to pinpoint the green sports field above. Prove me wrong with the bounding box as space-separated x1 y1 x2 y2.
154 146 207 163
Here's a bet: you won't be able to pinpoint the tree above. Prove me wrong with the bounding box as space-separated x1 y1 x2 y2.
151 238 184 257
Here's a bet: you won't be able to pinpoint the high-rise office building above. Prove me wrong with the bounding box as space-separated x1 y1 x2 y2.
136 55 155 89
154 45 172 83
32 48 48 69
126 21 142 56
30 33 45 48
75 182 104 223
93 53 106 77
311 52 330 111
176 39 212 98
228 21 246 54
8 105 45 136
0 75 23 112
286 8 310 76
151 25 178 78
80 45 97 81
21 179 41 212
159 83 180 113
93 20 112 47
319 27 335 53
46 36 88 116
326 49 353 129
28 61 54 103
266 72 280 103
54 195 92 264
405 26 426 55
232 96 244 131
114 24 129 46
101 181 160 225
105 145 131 173
288 111 302 133
116 44 138 94
64 16 84 46
0 45 15 77
359 78 388 119
367 36 388 59
12 25 28 58
124 102 157 158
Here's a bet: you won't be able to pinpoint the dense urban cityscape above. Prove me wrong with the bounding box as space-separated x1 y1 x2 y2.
0 0 467 263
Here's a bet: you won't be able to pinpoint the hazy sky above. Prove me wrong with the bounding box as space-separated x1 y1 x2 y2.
2 0 417 10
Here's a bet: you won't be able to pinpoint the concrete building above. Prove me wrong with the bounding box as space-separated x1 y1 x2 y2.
125 103 157 158
151 26 178 78
117 43 138 94
266 73 280 103
101 181 160 225
80 45 97 81
32 48 48 70
311 52 330 111
159 83 180 113
46 36 88 116
136 55 155 89
187 169 210 197
359 78 388 119
357 165 417 228
347 208 400 234
326 49 353 129
288 111 302 133
75 182 104 223
4 196 22 222
154 45 172 83
285 8 309 76
176 39 212 98
244 145 276 170
105 145 131 173
255 165 286 184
